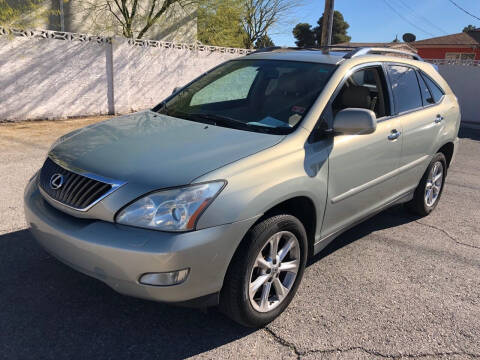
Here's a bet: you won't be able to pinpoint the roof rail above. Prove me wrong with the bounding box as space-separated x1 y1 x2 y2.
343 47 423 61
245 46 423 61
246 46 324 55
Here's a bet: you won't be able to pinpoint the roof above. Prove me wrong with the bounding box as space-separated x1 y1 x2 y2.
244 50 345 65
413 30 480 47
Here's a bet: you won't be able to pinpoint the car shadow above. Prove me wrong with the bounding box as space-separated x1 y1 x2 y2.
0 229 254 360
309 204 418 265
459 125 480 141
0 205 417 359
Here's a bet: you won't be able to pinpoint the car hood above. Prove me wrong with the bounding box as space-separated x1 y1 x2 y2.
49 111 284 188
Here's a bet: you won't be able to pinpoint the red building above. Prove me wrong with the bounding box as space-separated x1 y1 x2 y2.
413 30 480 60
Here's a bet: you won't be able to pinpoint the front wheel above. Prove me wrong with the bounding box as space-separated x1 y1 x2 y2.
220 215 308 327
406 152 447 216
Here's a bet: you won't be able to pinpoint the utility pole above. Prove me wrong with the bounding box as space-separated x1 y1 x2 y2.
320 0 334 53
59 0 65 32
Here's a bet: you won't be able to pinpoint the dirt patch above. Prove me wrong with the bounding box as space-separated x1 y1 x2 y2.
0 116 113 150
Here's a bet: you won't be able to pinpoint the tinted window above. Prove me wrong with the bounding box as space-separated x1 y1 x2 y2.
421 72 444 103
388 65 422 113
416 71 435 106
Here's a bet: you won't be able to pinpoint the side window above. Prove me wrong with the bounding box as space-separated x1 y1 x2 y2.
416 71 435 106
420 72 445 103
332 66 390 118
387 65 422 113
190 66 259 106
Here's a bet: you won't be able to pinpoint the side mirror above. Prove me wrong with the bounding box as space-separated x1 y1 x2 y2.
172 86 181 94
333 108 377 135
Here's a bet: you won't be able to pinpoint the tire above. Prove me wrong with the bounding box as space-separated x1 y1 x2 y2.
406 152 447 217
220 214 308 328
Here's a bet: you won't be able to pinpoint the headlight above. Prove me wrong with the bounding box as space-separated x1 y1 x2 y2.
115 181 226 232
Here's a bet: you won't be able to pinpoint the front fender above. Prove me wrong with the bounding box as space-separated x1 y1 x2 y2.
194 140 329 239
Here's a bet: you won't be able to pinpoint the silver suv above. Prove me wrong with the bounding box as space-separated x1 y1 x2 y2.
24 47 460 327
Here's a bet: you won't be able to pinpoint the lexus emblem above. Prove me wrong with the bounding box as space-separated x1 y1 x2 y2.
49 173 64 190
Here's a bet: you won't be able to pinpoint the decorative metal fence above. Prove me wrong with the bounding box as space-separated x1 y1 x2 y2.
0 26 252 55
426 58 480 67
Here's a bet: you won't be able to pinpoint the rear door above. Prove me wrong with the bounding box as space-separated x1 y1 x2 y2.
386 65 446 194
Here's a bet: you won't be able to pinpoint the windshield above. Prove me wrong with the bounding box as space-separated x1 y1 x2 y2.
153 59 336 135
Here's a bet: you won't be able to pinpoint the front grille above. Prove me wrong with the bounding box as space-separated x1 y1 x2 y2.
39 157 113 210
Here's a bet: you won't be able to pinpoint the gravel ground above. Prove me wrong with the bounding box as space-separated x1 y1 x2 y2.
1 118 479 360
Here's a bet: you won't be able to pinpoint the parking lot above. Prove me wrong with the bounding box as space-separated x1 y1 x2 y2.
1 118 479 360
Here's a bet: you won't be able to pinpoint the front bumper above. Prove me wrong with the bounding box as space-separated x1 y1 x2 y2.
24 178 258 304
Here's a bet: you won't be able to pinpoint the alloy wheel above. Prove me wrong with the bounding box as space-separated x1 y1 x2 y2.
425 161 444 207
248 231 300 313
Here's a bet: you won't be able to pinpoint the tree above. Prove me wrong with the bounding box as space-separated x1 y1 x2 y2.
402 32 416 42
0 0 54 28
254 34 274 48
463 25 477 32
292 10 350 48
198 0 246 47
314 10 350 45
73 0 196 39
242 0 300 49
292 23 315 47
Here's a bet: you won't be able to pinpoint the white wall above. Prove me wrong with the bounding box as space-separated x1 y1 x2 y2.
0 35 110 121
111 39 243 114
0 28 249 122
2 30 478 124
438 65 480 124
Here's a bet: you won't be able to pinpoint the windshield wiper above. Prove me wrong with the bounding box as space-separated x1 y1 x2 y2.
153 101 167 114
188 113 245 126
169 111 278 134
191 113 280 134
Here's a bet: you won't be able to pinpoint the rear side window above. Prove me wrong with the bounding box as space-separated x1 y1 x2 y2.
416 71 435 106
387 65 422 113
420 72 445 103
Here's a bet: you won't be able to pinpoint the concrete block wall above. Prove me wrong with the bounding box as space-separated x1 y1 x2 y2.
0 33 110 121
111 39 242 114
1 29 478 125
0 28 249 122
437 64 480 125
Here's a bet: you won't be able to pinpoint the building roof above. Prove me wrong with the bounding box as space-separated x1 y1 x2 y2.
413 30 480 47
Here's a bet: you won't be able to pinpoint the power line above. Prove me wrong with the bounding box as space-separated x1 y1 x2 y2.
448 0 480 22
394 0 448 35
381 0 437 37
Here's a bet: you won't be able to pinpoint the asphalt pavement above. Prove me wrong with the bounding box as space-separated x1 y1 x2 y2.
1 119 479 359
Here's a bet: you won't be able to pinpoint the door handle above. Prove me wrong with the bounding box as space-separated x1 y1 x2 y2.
434 114 444 123
388 129 401 140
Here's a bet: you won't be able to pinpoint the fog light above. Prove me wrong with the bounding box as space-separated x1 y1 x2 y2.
139 269 189 286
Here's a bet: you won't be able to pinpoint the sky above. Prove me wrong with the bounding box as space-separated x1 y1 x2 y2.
269 0 480 46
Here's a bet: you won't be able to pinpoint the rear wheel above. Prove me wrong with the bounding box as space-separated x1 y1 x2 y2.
220 215 307 327
406 153 446 216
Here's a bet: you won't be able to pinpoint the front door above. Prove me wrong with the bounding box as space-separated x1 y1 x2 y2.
320 64 404 239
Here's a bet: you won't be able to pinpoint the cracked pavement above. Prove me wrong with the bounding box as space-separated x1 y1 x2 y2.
1 119 479 359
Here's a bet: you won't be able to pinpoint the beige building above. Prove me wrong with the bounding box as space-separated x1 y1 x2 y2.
44 0 197 42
